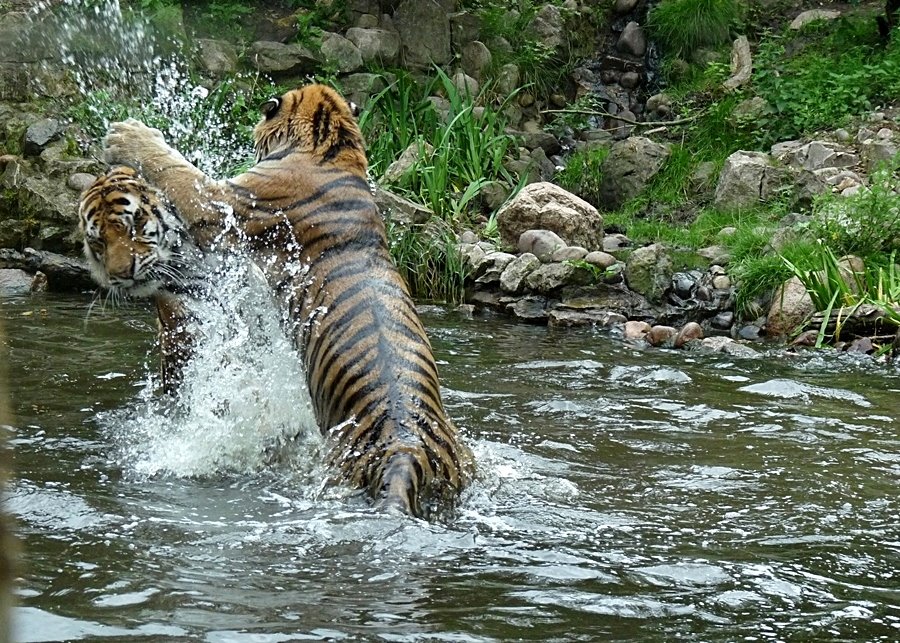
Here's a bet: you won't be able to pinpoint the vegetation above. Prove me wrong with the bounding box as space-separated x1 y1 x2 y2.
646 0 742 58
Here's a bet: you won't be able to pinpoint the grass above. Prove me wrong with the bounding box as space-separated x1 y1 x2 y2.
646 0 742 58
387 218 469 304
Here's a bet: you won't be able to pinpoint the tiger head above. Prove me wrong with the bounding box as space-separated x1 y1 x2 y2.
78 166 204 298
253 84 367 177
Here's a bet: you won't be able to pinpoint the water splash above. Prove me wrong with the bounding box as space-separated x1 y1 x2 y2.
98 252 322 481
27 0 265 177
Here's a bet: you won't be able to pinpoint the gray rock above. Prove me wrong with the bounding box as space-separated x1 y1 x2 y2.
23 118 61 157
460 41 492 80
714 150 792 209
624 320 651 339
711 311 734 330
584 251 617 270
459 230 479 244
789 9 841 29
525 262 591 293
248 41 319 77
602 234 632 252
341 72 388 106
646 92 672 115
600 137 670 209
615 0 639 11
723 36 752 90
620 71 640 89
697 245 731 265
766 275 814 336
452 71 479 97
473 251 517 285
498 182 604 252
695 336 760 358
518 229 567 261
450 11 481 47
624 243 673 304
0 268 32 295
647 325 677 347
508 295 550 323
550 246 588 262
861 139 899 172
548 309 627 328
373 185 432 225
197 38 239 75
617 21 646 56
345 27 400 65
383 141 432 184
320 32 363 73
66 173 96 193
674 322 704 348
528 4 563 49
775 140 858 172
611 109 636 140
499 252 540 294
395 0 452 68
495 62 521 96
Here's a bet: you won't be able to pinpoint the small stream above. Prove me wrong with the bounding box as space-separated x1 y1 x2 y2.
2 292 899 642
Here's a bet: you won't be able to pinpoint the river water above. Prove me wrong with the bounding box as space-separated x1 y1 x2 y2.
2 291 899 642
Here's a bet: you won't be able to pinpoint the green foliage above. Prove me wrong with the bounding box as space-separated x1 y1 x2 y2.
809 163 900 257
387 218 469 304
555 146 609 208
752 16 900 147
647 0 741 57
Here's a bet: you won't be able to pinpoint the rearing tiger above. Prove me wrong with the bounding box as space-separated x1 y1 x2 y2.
104 84 474 518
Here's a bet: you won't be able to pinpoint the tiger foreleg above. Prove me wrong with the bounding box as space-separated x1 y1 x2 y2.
154 293 196 395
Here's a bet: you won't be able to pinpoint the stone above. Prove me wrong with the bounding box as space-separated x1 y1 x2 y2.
395 0 452 68
647 325 677 347
712 275 732 290
766 275 814 337
624 320 651 340
196 38 239 75
550 246 588 262
861 139 899 171
341 72 388 106
775 140 859 172
695 336 760 358
248 41 319 77
373 185 432 225
450 11 481 46
674 322 704 348
723 36 752 91
452 71 479 97
345 27 400 65
615 0 639 12
548 309 627 328
320 32 363 73
66 173 96 193
518 229 567 262
697 245 731 266
497 182 604 252
529 4 563 49
602 234 631 252
710 311 734 330
646 93 672 115
23 119 61 157
459 230 478 244
611 109 636 140
731 96 769 123
714 151 792 209
620 71 640 89
473 252 517 285
0 268 32 295
460 41 492 80
624 243 673 304
382 141 432 184
525 262 590 293
508 296 550 323
496 63 521 96
790 9 841 30
600 137 670 209
584 251 617 270
738 324 762 341
30 270 48 293
499 252 540 294
617 21 646 56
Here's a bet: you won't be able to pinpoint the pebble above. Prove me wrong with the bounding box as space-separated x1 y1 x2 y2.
624 320 651 340
647 325 677 347
674 322 704 348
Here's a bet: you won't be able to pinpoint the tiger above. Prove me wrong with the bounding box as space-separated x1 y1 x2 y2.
78 165 207 393
103 83 475 519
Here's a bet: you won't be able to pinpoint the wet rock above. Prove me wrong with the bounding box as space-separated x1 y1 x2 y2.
23 118 61 157
0 268 31 294
499 252 541 294
710 311 734 330
671 272 698 300
0 248 91 291
455 303 475 319
600 137 670 209
559 284 656 321
620 71 640 89
508 295 550 323
624 320 651 340
602 262 625 284
674 322 704 348
790 330 819 347
548 309 626 328
694 336 760 358
766 275 814 337
647 325 677 347
617 21 646 56
846 337 875 354
498 182 603 251
469 289 502 310
738 324 762 341
624 243 673 304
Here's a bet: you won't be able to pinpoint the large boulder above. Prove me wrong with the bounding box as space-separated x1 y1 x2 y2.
394 0 452 68
766 275 814 337
600 137 670 209
345 27 400 66
247 41 319 77
320 32 363 73
528 5 564 50
196 39 239 76
714 151 793 209
496 182 604 252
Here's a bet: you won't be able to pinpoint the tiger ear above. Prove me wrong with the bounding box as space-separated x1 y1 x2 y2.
346 100 360 118
261 97 281 119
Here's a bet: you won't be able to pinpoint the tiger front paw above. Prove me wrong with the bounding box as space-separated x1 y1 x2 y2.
103 118 173 169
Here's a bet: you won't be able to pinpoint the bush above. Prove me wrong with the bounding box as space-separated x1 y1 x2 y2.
555 146 609 208
647 0 741 57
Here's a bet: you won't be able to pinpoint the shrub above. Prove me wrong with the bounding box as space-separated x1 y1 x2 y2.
555 146 609 208
647 0 741 57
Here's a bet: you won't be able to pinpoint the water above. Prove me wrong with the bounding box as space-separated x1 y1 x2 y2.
3 293 900 642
